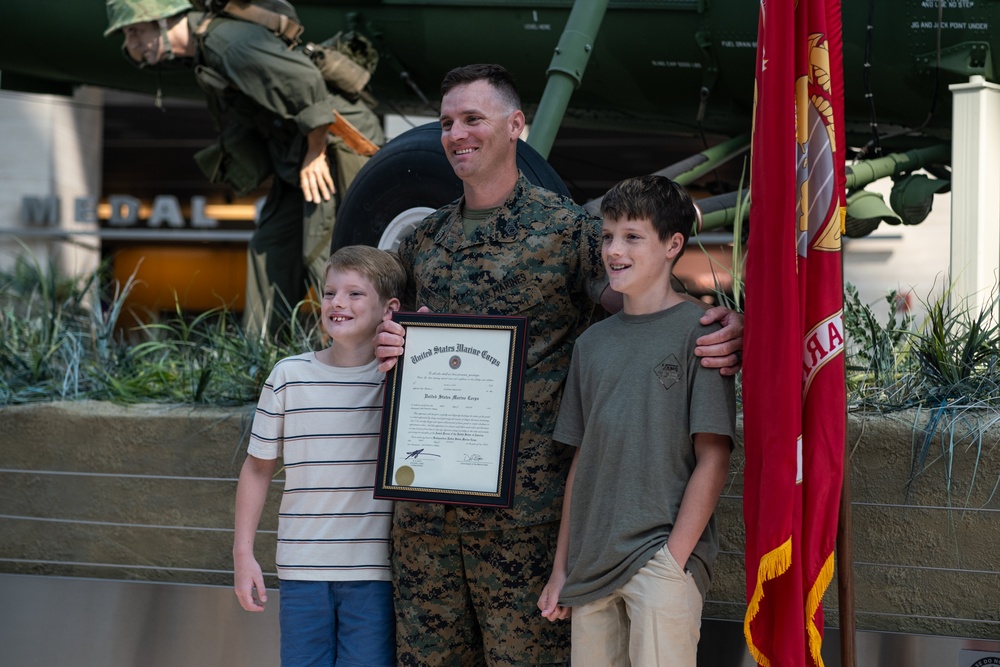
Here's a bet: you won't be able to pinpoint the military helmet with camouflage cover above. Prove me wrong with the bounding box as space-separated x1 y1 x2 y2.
104 0 193 37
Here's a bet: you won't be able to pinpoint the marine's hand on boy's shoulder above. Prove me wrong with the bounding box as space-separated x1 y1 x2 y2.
234 554 268 613
537 572 571 622
694 305 744 376
375 306 431 372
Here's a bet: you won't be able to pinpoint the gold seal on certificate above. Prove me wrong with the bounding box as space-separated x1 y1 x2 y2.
375 312 528 507
395 465 415 486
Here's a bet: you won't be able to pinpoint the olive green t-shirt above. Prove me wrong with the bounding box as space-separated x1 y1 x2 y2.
554 301 736 605
461 205 500 238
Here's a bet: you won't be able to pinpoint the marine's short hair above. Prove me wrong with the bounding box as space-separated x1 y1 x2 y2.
440 64 521 113
324 245 406 303
600 175 696 253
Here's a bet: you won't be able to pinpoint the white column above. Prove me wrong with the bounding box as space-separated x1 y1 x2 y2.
0 86 103 279
949 75 1000 315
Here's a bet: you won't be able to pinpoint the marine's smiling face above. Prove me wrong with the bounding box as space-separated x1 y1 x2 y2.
439 80 520 185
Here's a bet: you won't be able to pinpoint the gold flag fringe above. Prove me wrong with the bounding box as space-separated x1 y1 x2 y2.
744 536 793 667
805 550 835 667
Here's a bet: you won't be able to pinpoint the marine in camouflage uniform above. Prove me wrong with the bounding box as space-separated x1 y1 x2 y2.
393 173 607 666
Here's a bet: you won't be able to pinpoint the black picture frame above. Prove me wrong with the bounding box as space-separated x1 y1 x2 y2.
375 312 527 507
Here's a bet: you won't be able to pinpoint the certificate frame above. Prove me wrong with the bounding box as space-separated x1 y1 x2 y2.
375 312 528 507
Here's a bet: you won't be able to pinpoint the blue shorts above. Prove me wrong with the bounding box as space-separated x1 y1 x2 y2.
279 579 395 667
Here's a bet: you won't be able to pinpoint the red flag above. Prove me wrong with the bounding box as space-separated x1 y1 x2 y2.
743 0 846 664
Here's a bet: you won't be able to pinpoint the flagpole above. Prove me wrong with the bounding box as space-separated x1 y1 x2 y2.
837 411 857 666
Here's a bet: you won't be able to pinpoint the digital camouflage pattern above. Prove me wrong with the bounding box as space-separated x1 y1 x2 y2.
104 0 193 36
395 174 607 535
392 513 570 665
393 173 606 666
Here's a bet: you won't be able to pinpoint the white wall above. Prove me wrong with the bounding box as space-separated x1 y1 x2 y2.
842 177 951 324
0 86 103 280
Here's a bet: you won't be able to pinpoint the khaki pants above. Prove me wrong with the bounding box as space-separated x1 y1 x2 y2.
570 545 703 667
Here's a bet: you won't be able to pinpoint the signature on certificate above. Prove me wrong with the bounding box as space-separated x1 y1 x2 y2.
463 453 484 462
405 448 441 459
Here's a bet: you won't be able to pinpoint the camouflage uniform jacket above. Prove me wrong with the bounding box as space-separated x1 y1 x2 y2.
190 12 384 186
395 174 607 534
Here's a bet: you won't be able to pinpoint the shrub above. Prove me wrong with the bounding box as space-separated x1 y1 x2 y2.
0 255 322 406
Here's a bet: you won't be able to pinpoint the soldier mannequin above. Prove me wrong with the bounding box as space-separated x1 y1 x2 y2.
105 0 384 336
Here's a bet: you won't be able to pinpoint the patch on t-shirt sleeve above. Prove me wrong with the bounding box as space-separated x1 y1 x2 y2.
655 354 681 391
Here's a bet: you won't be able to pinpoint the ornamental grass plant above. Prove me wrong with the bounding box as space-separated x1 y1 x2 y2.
844 281 1000 504
0 253 322 406
4 250 999 504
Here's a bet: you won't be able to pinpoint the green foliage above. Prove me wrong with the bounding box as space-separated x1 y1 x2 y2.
0 253 94 403
844 282 1000 502
842 283 917 408
906 403 1000 507
905 289 1000 502
0 255 324 406
844 282 1000 409
909 287 1000 403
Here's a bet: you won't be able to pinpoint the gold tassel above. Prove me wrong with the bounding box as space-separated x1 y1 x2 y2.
743 536 793 667
805 550 835 667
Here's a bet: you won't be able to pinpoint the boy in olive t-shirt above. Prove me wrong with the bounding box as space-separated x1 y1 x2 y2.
537 175 736 667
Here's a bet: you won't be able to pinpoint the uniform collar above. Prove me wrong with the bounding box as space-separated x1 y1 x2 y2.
434 173 530 251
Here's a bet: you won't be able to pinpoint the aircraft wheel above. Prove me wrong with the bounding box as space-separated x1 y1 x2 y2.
332 122 570 252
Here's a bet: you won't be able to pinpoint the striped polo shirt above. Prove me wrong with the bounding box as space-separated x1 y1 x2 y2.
248 352 392 581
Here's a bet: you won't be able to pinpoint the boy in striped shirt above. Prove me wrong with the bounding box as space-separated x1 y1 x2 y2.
234 245 406 667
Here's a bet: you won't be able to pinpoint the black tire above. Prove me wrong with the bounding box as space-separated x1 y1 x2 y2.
332 122 570 251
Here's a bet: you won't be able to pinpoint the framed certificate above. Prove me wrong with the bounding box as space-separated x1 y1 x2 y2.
375 312 528 507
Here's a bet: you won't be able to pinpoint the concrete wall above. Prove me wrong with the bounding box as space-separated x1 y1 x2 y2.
0 401 270 587
709 410 1000 641
1 402 998 639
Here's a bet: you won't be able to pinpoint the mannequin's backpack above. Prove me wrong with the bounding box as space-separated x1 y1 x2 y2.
191 0 377 100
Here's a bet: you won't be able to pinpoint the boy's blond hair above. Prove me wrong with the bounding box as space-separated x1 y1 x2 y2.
323 245 406 303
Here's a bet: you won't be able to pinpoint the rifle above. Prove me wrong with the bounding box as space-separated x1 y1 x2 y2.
329 110 380 157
